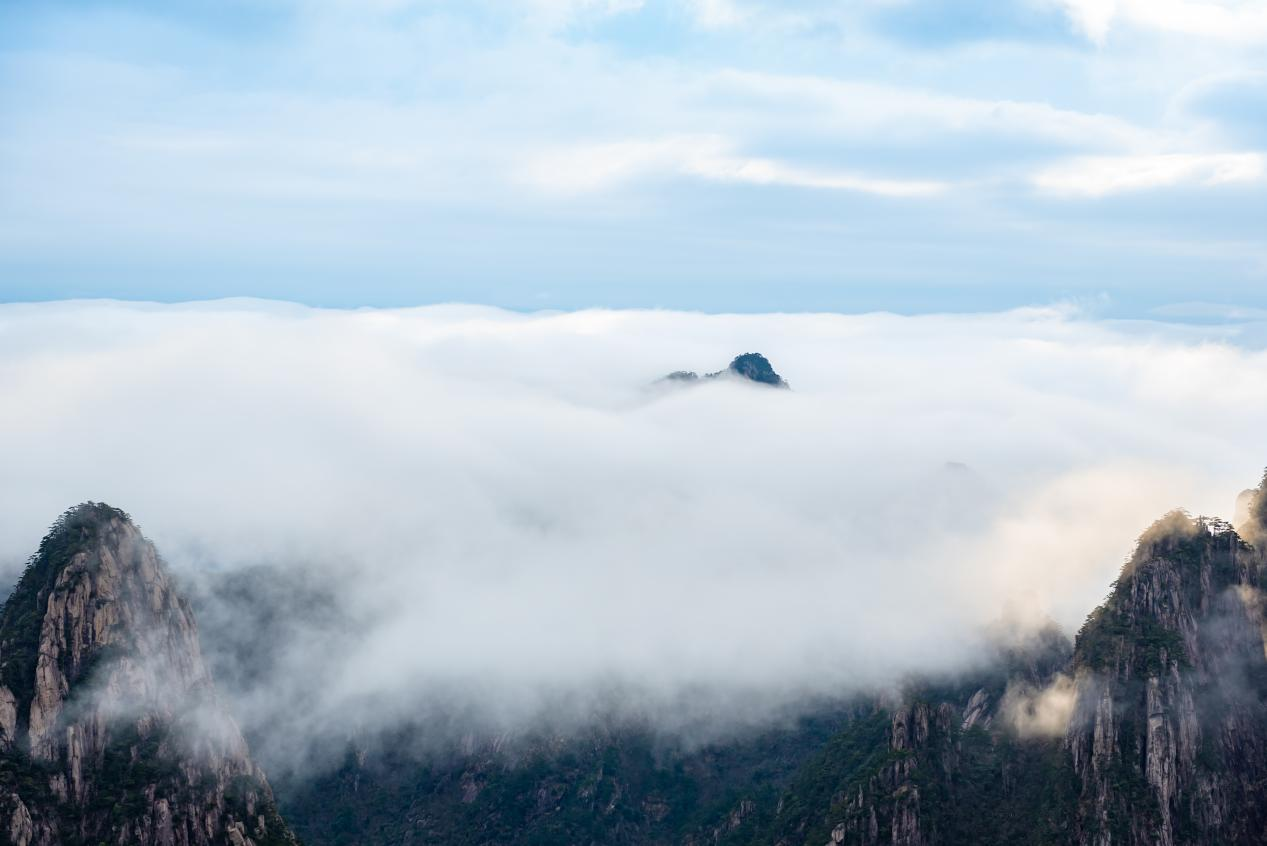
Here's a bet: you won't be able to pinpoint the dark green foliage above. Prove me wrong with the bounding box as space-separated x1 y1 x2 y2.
0 743 58 809
758 710 893 845
278 709 858 846
1075 606 1187 675
752 708 1079 846
227 774 298 846
1072 512 1222 677
940 729 1079 845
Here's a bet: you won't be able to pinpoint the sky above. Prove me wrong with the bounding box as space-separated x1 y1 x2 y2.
1 0 1266 315
4 299 1267 764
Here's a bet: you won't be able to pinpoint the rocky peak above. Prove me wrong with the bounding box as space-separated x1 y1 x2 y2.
660 352 790 388
1065 509 1267 846
722 353 788 387
0 503 295 846
1072 510 1259 679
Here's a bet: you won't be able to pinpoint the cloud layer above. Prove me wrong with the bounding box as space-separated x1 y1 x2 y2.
2 300 1267 764
2 0 1265 311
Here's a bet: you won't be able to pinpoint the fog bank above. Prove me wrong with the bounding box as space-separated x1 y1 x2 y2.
1 300 1265 764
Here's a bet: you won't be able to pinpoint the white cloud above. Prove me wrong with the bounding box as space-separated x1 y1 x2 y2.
1050 0 1120 43
2 301 1267 761
521 135 948 196
1032 152 1266 196
1054 0 1267 43
703 69 1158 152
688 0 751 28
1000 673 1079 737
527 0 646 28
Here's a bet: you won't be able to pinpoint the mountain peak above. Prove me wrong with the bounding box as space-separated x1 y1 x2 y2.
723 352 788 387
0 505 296 845
660 352 790 388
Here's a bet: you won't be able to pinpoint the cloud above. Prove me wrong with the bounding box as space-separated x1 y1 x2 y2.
1032 152 1266 196
1151 301 1267 322
1176 72 1267 146
1000 673 1079 737
1053 0 1267 44
670 0 1267 45
702 69 1156 152
5 0 1266 308
1049 0 1119 43
687 0 750 29
527 0 648 30
3 300 1267 766
521 135 949 196
872 0 1082 46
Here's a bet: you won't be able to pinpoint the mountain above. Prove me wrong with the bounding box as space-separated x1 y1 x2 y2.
276 478 1267 846
5 473 1267 846
0 503 295 846
749 507 1267 846
662 353 790 388
1065 510 1267 845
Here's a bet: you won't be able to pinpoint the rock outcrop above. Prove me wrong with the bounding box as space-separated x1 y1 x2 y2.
777 507 1267 846
1064 511 1267 846
660 353 790 388
0 503 295 846
822 702 958 846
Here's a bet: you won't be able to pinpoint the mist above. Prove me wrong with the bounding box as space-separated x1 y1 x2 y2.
2 299 1267 769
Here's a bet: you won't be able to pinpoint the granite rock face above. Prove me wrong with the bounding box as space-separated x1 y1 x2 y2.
0 503 295 846
797 509 1267 846
1064 512 1267 846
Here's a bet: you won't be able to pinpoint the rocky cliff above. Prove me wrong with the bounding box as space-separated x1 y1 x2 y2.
1065 511 1267 846
763 507 1267 846
0 503 295 846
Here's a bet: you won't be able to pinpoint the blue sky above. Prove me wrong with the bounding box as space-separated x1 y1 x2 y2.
1 0 1265 315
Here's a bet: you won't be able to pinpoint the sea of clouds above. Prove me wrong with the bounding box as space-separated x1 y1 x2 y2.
2 299 1266 765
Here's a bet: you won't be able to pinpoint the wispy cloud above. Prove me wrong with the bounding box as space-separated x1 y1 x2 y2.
1033 152 1266 196
522 135 949 196
1 0 1265 308
704 68 1158 150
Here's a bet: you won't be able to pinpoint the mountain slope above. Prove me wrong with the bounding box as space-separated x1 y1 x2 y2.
0 503 295 846
1065 511 1267 846
275 485 1267 846
7 480 1265 846
746 509 1267 846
